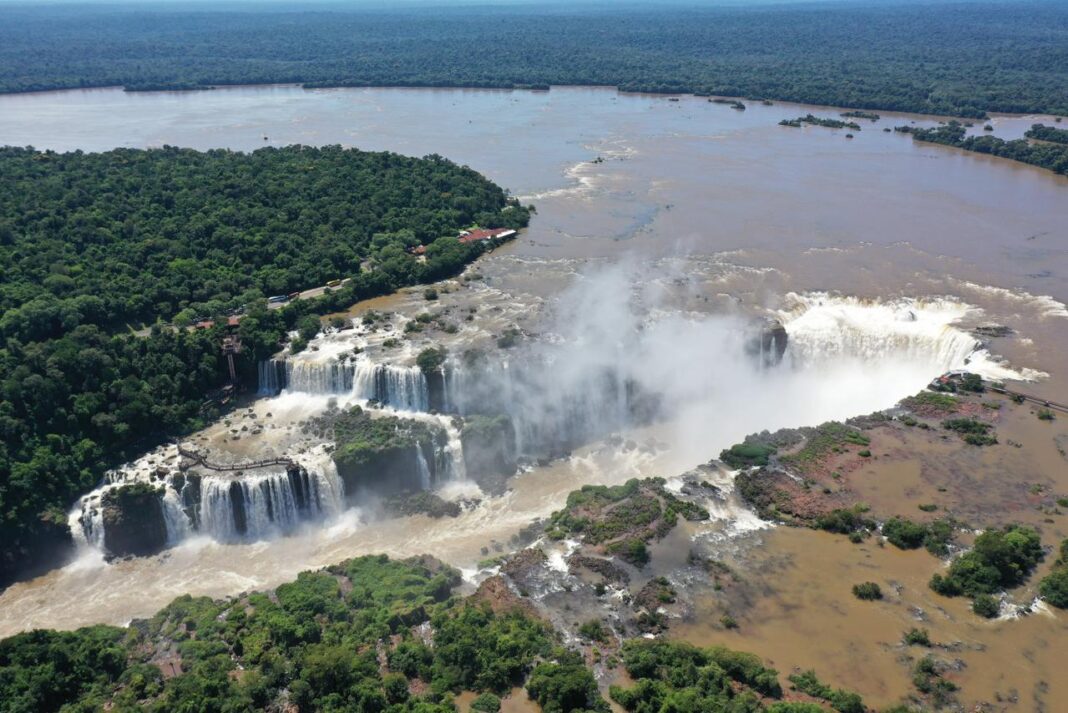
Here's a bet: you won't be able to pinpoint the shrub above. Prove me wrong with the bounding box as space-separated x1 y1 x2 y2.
815 508 874 535
972 593 1000 618
942 417 996 445
471 692 502 713
1037 408 1055 421
719 442 777 468
578 619 610 643
883 517 927 549
423 288 439 301
904 628 931 646
526 653 609 713
1039 540 1068 608
416 346 447 374
929 525 1042 598
852 582 883 600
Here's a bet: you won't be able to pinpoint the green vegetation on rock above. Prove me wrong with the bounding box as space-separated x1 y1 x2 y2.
546 478 708 567
1039 539 1068 608
610 639 792 711
780 114 861 130
882 517 956 555
942 417 997 446
787 669 866 713
719 442 776 469
930 525 1043 600
852 582 883 601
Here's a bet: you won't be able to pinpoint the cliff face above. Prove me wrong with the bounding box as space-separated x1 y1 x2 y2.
745 318 789 367
461 414 517 493
0 510 74 588
335 444 428 496
100 484 168 557
329 406 444 496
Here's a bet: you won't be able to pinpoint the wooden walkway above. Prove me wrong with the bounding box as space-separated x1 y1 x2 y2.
177 444 297 472
988 385 1068 414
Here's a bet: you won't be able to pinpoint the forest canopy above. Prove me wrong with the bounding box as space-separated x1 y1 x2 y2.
0 145 529 585
0 2 1067 118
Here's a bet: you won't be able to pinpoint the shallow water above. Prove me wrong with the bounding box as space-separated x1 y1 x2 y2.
1 85 1067 638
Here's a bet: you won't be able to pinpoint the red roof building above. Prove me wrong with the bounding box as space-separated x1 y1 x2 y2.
458 228 517 244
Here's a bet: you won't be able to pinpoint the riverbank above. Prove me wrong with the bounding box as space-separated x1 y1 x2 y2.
2 2 1067 117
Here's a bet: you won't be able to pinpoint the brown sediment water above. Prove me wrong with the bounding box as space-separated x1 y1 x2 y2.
0 83 1066 698
675 526 1068 711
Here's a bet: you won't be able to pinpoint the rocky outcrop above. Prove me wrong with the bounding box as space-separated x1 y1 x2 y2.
101 483 168 557
328 407 445 497
745 318 789 367
383 491 463 519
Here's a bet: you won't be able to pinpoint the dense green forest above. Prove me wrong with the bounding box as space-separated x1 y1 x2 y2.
895 122 1068 175
0 554 857 713
1025 123 1068 145
0 146 530 585
1 2 1067 117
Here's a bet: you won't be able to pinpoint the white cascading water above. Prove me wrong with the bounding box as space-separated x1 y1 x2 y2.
778 293 1019 380
416 447 433 490
262 356 430 411
75 291 1033 558
161 487 191 545
198 466 345 542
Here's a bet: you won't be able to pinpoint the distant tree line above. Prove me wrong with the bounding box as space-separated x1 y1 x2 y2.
896 122 1068 175
0 146 530 585
0 3 1067 117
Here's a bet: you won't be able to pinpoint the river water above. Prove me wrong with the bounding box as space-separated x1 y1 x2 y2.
0 85 1066 636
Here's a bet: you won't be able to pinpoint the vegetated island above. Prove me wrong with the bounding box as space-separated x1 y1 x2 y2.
895 122 1068 175
0 145 530 586
779 115 861 131
1 2 1068 118
1025 123 1068 145
840 111 880 122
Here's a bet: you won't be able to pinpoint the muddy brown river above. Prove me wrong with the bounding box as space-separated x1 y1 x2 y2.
1 85 1066 708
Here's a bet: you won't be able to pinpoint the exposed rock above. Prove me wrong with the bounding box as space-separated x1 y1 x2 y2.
971 324 1013 338
745 318 789 367
567 554 631 584
383 491 462 519
101 483 168 557
471 575 541 619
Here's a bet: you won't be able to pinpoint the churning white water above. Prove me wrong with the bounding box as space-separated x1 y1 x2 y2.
14 276 1041 638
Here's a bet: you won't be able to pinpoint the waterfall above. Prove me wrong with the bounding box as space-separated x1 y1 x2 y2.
352 361 429 411
258 359 287 396
781 295 982 373
72 496 105 551
161 486 191 545
285 359 354 394
415 446 432 490
258 357 430 411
